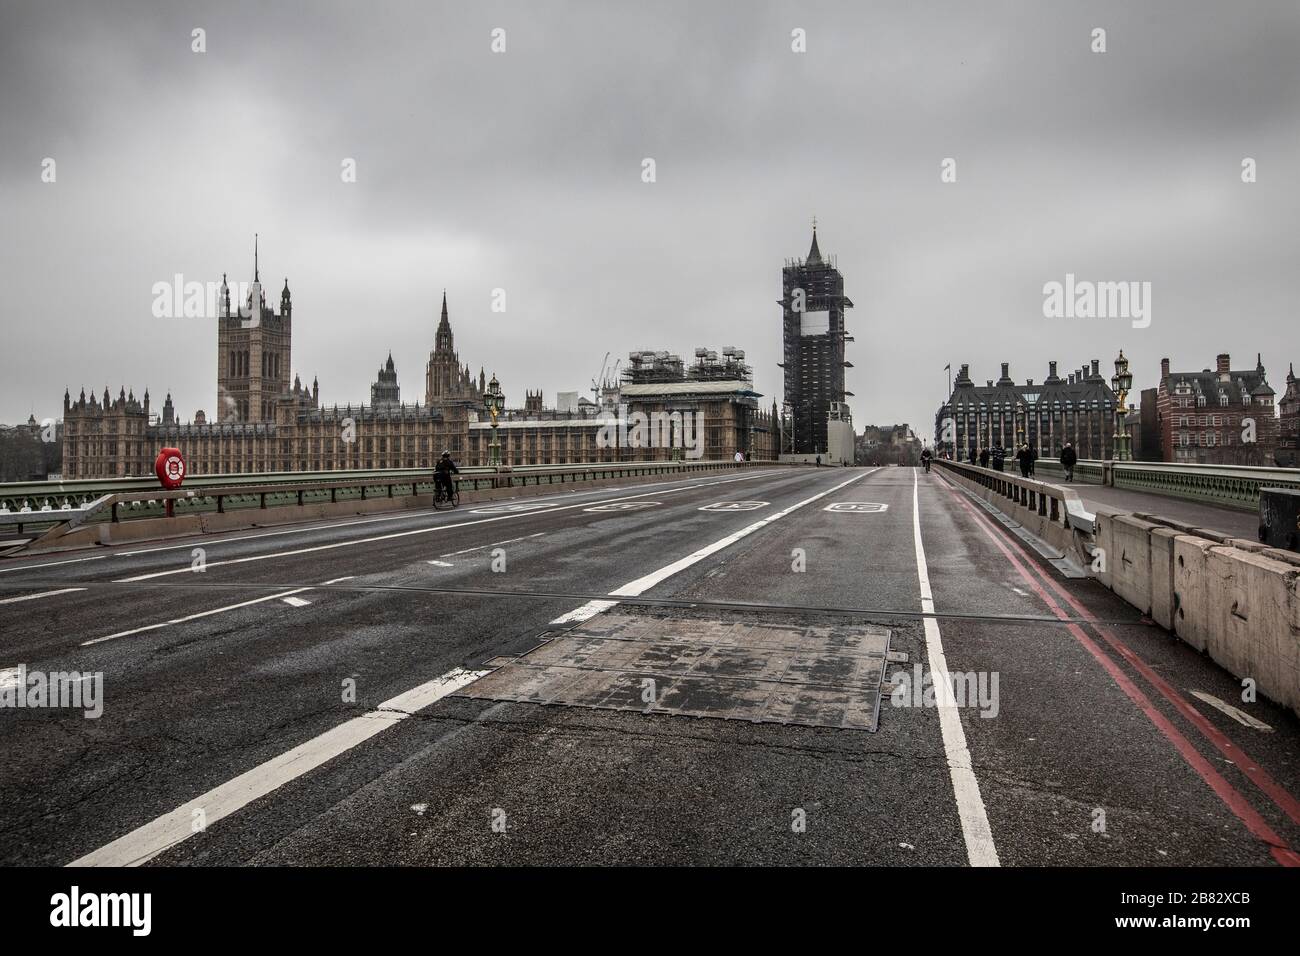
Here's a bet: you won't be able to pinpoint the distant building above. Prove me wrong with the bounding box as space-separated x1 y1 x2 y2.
1136 387 1161 461
1277 364 1299 467
780 227 853 455
1155 354 1278 464
467 348 778 466
370 353 401 407
61 244 779 477
215 236 293 424
937 360 1118 460
857 424 918 466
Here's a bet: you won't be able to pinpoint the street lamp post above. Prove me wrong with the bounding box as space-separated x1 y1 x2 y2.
484 373 504 467
1111 351 1133 461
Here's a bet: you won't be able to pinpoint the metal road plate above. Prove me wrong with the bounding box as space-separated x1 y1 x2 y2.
459 613 892 732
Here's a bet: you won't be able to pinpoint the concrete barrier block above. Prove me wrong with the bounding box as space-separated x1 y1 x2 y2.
1228 538 1269 553
1092 510 1120 590
1111 515 1159 616
1149 527 1179 631
1203 548 1300 714
1173 535 1219 651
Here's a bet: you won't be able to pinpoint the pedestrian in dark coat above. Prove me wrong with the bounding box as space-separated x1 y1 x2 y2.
992 445 1005 471
979 448 990 468
1060 443 1077 482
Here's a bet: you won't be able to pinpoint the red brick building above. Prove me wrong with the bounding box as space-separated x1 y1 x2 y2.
1155 353 1278 464
1277 364 1300 467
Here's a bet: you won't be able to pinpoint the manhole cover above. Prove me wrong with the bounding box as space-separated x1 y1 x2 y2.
458 612 891 732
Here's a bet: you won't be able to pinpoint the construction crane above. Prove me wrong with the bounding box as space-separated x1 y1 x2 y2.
590 351 611 400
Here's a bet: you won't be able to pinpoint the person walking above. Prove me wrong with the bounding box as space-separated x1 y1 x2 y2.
1017 443 1032 478
1028 443 1037 477
992 444 1005 472
1060 442 1077 482
979 447 990 468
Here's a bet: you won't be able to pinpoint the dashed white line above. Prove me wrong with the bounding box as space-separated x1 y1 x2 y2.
439 533 545 558
911 469 1000 867
0 588 87 605
68 666 488 867
114 472 771 583
81 587 314 646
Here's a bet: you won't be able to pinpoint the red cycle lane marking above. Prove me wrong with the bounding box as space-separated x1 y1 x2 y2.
935 480 1300 867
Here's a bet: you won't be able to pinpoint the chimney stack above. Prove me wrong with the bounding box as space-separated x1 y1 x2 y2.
1049 360 1058 378
1216 353 1231 373
1091 359 1100 377
1161 357 1170 378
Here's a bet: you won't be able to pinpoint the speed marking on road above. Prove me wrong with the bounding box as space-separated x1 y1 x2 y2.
471 502 561 514
824 502 889 513
699 501 769 512
584 501 662 513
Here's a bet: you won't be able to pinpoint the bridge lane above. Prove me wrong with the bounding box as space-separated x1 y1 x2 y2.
5 464 1297 867
0 466 858 865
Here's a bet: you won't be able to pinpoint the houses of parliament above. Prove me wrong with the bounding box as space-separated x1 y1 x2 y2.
60 246 777 478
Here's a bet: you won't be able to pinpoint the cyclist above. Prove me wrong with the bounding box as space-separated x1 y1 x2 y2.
434 450 459 503
920 446 932 473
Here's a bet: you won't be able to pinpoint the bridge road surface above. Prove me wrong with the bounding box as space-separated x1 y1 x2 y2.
1 466 1298 867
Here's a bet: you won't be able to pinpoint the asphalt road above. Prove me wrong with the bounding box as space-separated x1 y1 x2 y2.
0 465 1296 867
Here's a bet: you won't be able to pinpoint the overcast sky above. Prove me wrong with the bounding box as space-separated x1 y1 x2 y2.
2 0 1298 433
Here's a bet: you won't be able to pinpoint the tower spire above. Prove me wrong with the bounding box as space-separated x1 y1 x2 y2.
807 219 822 264
254 233 259 282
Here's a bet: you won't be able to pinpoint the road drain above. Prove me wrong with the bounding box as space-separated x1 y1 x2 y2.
458 611 892 732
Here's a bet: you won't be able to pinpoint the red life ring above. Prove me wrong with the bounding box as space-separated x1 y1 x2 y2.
155 447 186 489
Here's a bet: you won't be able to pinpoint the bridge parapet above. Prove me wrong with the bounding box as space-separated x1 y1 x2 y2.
3 459 797 551
938 459 1300 716
1034 459 1300 512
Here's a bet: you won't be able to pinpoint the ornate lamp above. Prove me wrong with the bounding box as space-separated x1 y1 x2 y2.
1111 351 1133 461
485 373 504 467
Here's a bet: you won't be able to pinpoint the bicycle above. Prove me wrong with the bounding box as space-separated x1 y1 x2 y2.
431 478 460 510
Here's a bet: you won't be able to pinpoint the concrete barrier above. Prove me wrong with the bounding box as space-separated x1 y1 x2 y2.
1201 547 1300 713
1149 527 1180 632
942 458 1300 715
1110 515 1160 617
1172 534 1220 653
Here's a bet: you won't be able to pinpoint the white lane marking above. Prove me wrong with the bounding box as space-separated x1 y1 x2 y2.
698 500 768 512
68 667 488 867
427 560 455 567
81 587 314 646
549 600 620 625
824 502 888 513
0 556 107 576
583 501 661 513
0 587 87 605
1189 690 1274 732
439 533 545 558
0 470 784 576
911 469 999 867
545 471 875 626
114 472 772 583
471 502 560 514
107 472 765 558
281 596 312 607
